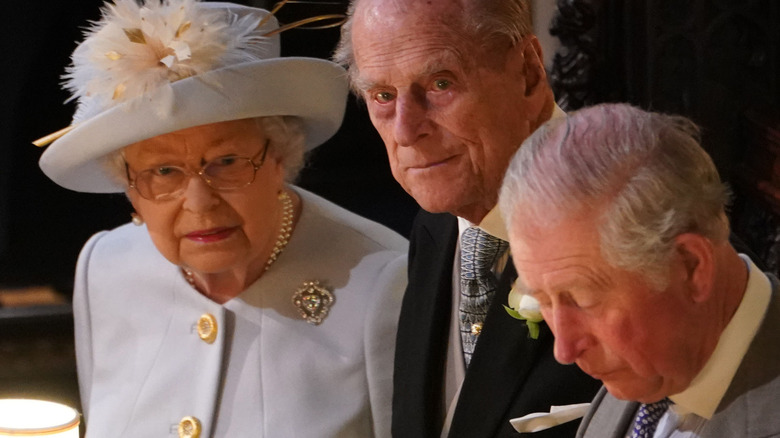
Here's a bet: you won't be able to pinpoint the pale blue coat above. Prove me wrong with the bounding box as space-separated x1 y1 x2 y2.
73 188 408 437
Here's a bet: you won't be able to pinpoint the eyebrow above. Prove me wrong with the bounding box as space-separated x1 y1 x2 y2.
132 146 179 162
204 135 235 150
352 76 375 94
516 272 611 297
354 46 467 94
417 47 465 77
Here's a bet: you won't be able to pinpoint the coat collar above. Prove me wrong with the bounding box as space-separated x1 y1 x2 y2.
449 261 554 437
400 211 551 437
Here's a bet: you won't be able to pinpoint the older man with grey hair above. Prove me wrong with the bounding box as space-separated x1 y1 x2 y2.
500 103 780 438
333 0 601 436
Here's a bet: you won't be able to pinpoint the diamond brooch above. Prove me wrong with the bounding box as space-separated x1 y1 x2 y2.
292 281 334 325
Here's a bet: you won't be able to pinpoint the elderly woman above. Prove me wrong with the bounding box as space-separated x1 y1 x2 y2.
37 1 407 437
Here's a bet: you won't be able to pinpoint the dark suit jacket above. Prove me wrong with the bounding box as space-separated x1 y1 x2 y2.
577 273 780 438
392 211 601 438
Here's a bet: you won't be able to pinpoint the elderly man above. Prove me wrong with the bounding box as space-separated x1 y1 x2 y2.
500 103 780 437
334 0 600 436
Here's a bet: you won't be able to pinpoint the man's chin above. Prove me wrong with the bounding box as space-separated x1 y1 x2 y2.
603 382 641 401
603 380 666 403
408 193 458 215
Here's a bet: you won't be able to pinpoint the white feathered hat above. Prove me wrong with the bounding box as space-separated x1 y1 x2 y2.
38 0 348 193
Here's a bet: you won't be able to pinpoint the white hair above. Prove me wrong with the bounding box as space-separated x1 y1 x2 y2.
332 0 533 91
259 115 306 182
499 103 731 289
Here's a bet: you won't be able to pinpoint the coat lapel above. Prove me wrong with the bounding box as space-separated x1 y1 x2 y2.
703 274 780 437
577 387 637 438
448 261 553 437
392 212 459 438
394 211 600 437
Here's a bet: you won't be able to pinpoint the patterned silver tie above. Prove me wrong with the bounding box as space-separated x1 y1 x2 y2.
459 226 508 367
630 399 671 438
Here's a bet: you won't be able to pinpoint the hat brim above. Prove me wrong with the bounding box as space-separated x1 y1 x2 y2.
39 57 348 193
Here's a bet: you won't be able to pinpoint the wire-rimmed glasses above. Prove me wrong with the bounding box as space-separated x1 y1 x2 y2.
127 141 269 201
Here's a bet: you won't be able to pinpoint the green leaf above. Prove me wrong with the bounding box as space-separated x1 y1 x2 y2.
503 305 524 320
527 321 540 339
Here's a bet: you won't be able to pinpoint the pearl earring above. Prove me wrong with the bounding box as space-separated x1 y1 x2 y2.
131 212 144 226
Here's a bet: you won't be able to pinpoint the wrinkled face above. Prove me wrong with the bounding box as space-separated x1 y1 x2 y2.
351 0 548 221
509 211 703 403
124 118 285 276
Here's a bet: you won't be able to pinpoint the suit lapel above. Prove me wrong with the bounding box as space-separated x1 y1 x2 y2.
578 387 637 438
392 212 459 438
448 260 550 437
704 274 780 437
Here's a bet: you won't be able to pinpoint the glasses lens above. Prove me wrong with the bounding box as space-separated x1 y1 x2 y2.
135 166 188 200
203 157 256 190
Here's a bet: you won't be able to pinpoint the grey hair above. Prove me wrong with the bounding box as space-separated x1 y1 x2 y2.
259 116 306 182
332 0 533 89
499 103 731 289
103 116 307 190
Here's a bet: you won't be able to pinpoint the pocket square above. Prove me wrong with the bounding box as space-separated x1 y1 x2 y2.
510 403 591 433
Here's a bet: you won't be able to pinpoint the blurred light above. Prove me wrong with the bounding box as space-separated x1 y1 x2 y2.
0 399 80 437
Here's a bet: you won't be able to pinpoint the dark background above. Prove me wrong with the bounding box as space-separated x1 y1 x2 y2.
547 0 780 271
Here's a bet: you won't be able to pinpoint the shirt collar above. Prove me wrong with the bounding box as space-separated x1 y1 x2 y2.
669 255 772 419
457 206 509 241
551 103 566 120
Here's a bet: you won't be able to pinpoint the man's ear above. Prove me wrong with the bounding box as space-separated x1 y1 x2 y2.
518 35 546 98
503 34 550 126
674 233 715 303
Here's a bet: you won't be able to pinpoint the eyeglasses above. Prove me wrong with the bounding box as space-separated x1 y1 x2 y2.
127 141 269 201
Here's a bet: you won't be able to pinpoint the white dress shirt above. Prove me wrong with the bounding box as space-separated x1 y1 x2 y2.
635 255 772 438
440 105 566 437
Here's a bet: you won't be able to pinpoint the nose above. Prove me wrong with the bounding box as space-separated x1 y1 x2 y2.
393 90 431 147
181 174 220 212
548 306 591 365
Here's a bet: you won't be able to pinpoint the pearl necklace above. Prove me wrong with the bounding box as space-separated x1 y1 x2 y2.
181 190 295 290
266 190 294 270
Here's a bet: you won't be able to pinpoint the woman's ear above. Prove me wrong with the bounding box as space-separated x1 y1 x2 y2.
126 188 141 212
269 152 287 188
674 233 715 303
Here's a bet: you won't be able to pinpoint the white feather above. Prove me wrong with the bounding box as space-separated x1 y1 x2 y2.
64 0 272 121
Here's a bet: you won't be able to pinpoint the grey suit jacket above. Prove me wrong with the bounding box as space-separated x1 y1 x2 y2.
578 274 780 438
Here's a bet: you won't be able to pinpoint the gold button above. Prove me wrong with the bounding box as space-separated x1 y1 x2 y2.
178 416 201 438
197 314 217 344
471 322 483 335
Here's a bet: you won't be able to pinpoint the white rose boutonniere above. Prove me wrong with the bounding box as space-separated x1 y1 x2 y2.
503 282 544 339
